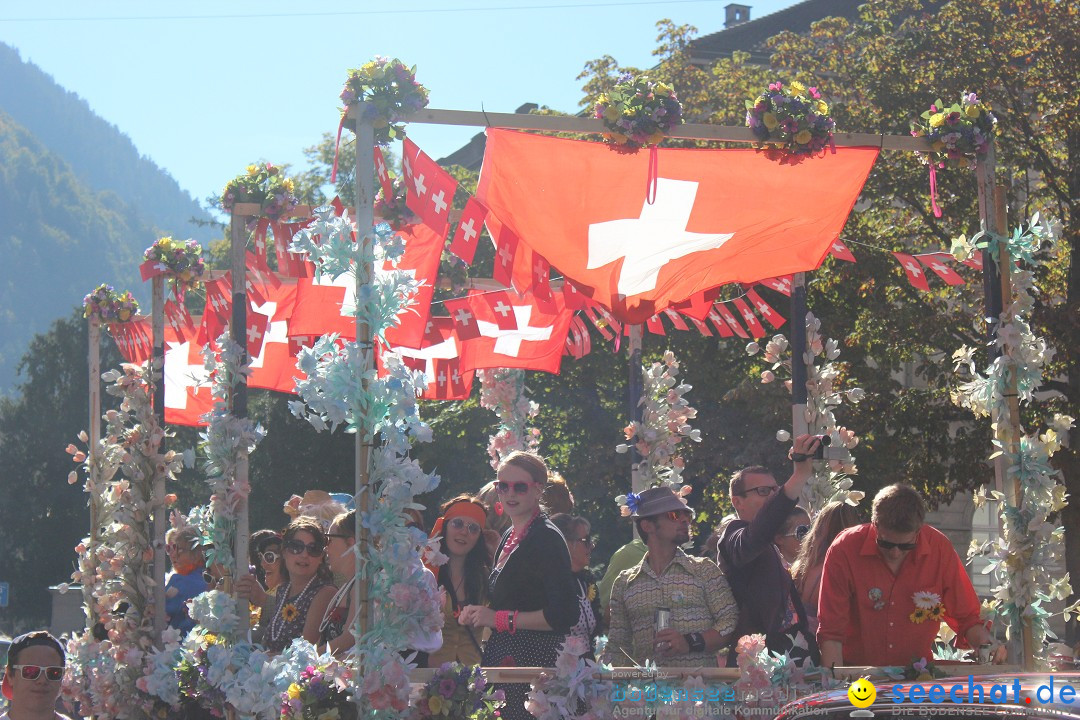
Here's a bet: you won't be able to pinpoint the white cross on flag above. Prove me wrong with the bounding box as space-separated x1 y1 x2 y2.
271 220 315 278
476 129 879 323
110 316 154 363
165 300 196 341
197 274 233 347
671 288 720 321
483 291 519 331
377 318 473 400
487 215 520 289
246 277 303 394
449 197 488 265
829 238 857 262
251 218 273 273
662 308 690 332
757 276 793 296
457 289 574 374
731 296 766 338
163 327 214 427
744 288 786 329
404 142 458 236
893 251 930 292
645 314 666 336
444 296 482 341
374 146 394 200
707 306 738 338
916 252 966 286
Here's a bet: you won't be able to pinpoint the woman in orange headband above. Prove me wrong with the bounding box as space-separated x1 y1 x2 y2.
426 494 490 667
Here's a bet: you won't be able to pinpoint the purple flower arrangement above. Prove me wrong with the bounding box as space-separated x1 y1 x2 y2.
745 80 835 155
409 662 504 719
594 73 683 151
143 236 206 292
280 662 356 720
911 92 998 169
340 57 429 146
83 283 139 322
220 162 300 221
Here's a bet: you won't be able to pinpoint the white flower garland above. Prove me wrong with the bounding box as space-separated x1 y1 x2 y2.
615 351 700 499
749 315 864 511
954 213 1075 652
479 368 541 469
288 208 442 717
64 363 182 720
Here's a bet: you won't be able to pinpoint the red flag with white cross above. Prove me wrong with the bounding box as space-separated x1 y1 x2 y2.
758 275 793 296
744 287 786 329
378 317 473 400
893 252 931 291
246 277 302 394
476 129 878 323
917 252 966 286
828 238 857 262
458 289 573 374
444 296 483 341
405 145 457 236
109 316 154 364
449 197 488 264
163 323 213 427
483 291 519 331
731 297 766 338
374 146 394 200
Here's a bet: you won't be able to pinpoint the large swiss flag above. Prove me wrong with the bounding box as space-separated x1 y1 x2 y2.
457 289 573 374
247 277 302 394
476 129 879 323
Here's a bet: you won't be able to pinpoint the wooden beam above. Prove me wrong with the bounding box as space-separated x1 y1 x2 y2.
348 107 933 152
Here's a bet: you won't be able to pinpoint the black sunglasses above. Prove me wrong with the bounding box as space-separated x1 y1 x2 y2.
496 480 532 495
12 664 65 681
284 538 325 557
784 524 810 540
740 485 779 498
876 537 917 551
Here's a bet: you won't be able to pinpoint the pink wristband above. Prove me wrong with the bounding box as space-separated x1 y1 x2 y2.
495 610 509 633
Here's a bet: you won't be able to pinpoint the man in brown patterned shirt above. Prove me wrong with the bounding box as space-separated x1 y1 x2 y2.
605 486 737 667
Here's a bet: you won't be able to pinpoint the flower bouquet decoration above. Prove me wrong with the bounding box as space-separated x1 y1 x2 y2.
594 73 682 151
280 659 356 720
526 636 613 720
143 236 206 298
375 176 420 231
410 662 504 720
340 57 429 146
615 351 700 512
84 284 139 323
910 91 998 216
220 163 300 221
745 81 834 156
911 92 997 169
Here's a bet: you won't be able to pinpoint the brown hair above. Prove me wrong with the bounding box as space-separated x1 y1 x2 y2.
435 495 490 607
498 451 549 487
542 473 575 515
791 501 862 592
871 484 926 533
729 465 773 498
281 516 331 584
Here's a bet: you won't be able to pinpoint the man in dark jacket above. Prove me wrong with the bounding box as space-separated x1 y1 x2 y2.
718 434 821 666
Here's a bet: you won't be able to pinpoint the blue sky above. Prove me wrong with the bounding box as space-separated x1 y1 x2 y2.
0 0 798 209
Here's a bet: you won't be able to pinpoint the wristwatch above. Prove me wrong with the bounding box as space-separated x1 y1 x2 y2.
684 631 706 653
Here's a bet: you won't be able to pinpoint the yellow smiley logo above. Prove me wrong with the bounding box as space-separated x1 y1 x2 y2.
848 677 876 708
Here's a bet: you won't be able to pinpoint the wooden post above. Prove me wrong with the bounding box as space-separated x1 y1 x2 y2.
351 106 376 656
992 184 1034 670
229 205 259 608
790 272 809 440
151 276 167 643
628 324 644 495
87 315 101 629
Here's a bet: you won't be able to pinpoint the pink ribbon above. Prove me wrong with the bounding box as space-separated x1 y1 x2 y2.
330 114 346 184
646 146 659 205
928 163 943 218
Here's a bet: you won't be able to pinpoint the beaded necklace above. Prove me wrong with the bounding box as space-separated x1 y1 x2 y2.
268 573 317 644
495 508 541 571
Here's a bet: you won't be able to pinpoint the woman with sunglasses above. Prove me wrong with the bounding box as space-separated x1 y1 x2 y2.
458 452 579 720
425 495 490 668
238 517 336 652
790 501 860 634
550 513 603 658
164 526 208 637
248 529 284 591
774 506 811 566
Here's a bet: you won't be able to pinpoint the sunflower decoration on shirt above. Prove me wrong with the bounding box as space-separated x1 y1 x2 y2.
586 583 598 603
909 590 945 624
281 602 300 623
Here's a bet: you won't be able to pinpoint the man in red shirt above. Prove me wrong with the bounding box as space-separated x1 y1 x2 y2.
817 484 1005 668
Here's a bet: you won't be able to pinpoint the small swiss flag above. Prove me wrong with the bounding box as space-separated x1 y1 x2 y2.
378 317 473 400
731 297 766 338
758 276 793 296
483 291 519 331
458 289 574 374
672 288 719 321
917 252 966 286
444 297 482 341
662 308 689 332
449 198 488 265
829 239 857 262
110 316 154 364
490 221 520 289
893 252 930 291
707 307 737 338
406 145 457 236
374 146 394 200
744 288 786 330
645 314 666 336
165 300 196 341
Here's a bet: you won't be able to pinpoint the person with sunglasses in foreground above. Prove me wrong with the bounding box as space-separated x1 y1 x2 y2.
1 631 69 720
457 451 579 720
718 435 822 666
817 483 1007 668
425 495 491 668
605 486 737 669
237 517 336 653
